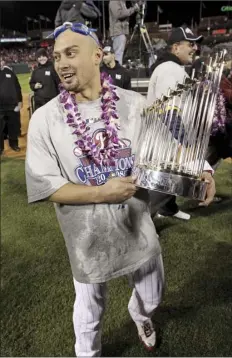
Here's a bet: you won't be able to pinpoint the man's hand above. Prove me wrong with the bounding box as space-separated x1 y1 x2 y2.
199 171 216 207
99 176 138 204
34 82 42 89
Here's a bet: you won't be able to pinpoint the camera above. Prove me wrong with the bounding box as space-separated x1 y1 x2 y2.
131 0 147 25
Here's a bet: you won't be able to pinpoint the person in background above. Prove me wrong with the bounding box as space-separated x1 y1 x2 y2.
109 0 139 65
206 72 232 169
0 59 22 155
55 0 85 27
82 0 101 27
55 0 101 28
101 45 132 90
191 49 204 76
29 48 60 110
147 27 213 220
222 60 232 79
191 52 231 169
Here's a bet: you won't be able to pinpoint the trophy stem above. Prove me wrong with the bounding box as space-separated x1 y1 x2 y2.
170 86 193 172
155 94 177 169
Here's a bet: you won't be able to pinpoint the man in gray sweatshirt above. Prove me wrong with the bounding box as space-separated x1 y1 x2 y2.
147 27 212 220
25 24 215 356
109 0 139 65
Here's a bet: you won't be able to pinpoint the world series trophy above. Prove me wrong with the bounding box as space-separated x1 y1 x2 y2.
134 50 227 200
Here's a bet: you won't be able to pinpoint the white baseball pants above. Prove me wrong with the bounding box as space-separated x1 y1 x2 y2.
73 254 164 357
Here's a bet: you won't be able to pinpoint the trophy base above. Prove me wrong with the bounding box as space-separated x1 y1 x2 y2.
134 167 208 201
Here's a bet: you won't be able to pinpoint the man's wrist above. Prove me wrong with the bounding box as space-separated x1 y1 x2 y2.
92 185 105 204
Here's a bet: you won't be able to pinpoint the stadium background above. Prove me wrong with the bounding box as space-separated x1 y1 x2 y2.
1 2 232 357
2 1 232 159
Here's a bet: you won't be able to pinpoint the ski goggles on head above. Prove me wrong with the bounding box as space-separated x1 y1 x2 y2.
51 22 100 45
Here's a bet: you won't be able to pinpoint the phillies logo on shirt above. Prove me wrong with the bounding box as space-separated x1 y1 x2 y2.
74 129 134 185
93 128 110 149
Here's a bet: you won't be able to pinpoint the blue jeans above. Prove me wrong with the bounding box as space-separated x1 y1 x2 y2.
111 34 127 65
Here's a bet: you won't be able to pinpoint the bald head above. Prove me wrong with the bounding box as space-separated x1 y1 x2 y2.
53 29 102 93
54 29 100 54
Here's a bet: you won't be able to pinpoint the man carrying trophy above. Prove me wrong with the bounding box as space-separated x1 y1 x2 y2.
147 27 216 219
26 22 217 356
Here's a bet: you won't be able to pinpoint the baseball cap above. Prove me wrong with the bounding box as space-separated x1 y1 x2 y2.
167 27 203 45
103 46 114 54
36 48 48 58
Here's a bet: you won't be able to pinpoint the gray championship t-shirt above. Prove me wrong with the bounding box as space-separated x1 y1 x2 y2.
26 87 161 284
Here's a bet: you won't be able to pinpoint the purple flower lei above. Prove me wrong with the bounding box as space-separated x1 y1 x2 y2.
59 72 120 166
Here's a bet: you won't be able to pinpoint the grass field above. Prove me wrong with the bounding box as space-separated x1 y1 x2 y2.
18 73 31 94
1 156 232 357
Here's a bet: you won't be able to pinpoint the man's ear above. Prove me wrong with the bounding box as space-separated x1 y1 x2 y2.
172 43 178 52
95 48 103 65
172 43 180 55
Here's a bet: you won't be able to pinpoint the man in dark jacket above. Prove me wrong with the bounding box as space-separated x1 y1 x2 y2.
55 0 84 27
55 0 101 28
101 45 132 90
0 59 22 154
29 49 60 110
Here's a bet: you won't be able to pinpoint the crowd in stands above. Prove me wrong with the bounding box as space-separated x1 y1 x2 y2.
0 46 53 69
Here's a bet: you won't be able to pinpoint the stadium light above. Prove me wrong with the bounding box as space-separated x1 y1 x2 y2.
0 38 28 43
